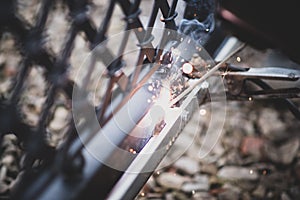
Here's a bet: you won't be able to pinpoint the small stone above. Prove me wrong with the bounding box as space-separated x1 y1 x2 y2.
222 131 243 150
263 138 299 165
218 189 240 200
200 163 218 175
240 136 265 159
212 142 226 157
241 192 252 200
217 166 259 181
281 192 291 200
181 175 209 193
222 151 243 166
172 191 189 200
289 186 300 199
252 184 266 198
182 181 209 193
192 192 216 200
222 183 241 195
216 157 227 167
49 106 69 131
2 134 18 147
267 191 275 199
145 193 163 199
152 186 165 193
156 172 189 190
165 193 174 200
193 174 209 183
236 180 257 191
1 154 14 166
226 108 254 134
0 166 7 182
174 156 200 175
258 108 286 141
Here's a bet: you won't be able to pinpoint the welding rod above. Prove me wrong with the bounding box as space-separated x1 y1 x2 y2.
169 42 246 106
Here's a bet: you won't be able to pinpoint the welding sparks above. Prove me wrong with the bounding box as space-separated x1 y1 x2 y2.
199 108 207 116
182 63 194 74
148 85 154 92
170 43 246 106
129 148 137 154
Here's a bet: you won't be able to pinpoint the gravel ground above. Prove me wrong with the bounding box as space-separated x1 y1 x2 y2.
136 100 300 200
135 48 300 200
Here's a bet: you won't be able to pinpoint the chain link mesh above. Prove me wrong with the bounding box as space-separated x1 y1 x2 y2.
0 0 184 198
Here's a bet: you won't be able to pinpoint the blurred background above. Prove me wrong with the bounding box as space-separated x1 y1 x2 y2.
0 0 299 199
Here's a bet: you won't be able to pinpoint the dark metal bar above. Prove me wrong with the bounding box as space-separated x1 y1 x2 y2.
35 0 53 31
93 0 116 47
158 0 177 30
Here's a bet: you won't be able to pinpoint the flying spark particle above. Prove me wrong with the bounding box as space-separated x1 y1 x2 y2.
148 85 154 92
199 109 207 116
182 63 193 74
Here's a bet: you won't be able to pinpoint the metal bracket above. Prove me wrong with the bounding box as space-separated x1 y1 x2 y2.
222 66 300 99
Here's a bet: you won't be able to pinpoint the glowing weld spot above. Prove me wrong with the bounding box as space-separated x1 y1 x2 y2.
129 148 137 154
148 85 154 92
182 63 193 74
199 109 207 116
